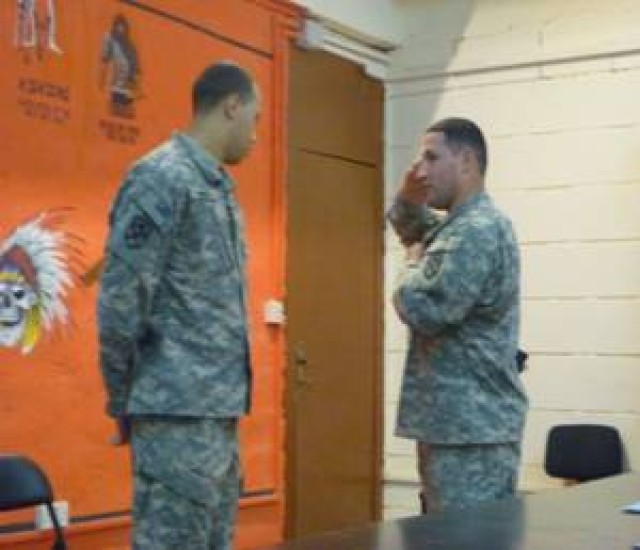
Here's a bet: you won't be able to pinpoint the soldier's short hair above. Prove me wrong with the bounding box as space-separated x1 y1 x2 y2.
427 117 488 175
192 61 255 116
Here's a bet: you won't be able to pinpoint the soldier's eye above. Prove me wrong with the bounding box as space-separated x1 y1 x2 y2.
13 289 25 299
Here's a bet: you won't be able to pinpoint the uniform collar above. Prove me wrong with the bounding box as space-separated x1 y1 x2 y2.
447 190 488 220
423 191 489 245
173 132 234 192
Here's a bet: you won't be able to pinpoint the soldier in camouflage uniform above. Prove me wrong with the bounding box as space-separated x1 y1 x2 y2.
97 62 260 549
388 118 528 513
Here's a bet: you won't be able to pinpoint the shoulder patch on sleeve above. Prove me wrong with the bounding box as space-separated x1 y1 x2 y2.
123 212 154 249
132 185 174 233
424 249 446 279
107 193 173 271
422 238 459 279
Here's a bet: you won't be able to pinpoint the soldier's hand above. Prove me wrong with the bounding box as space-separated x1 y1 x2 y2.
398 162 428 205
109 416 131 446
406 242 424 263
392 290 409 325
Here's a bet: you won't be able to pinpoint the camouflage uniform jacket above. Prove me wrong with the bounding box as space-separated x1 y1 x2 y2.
98 132 251 418
389 191 527 444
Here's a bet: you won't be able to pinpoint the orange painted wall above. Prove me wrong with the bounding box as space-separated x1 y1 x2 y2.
0 0 299 547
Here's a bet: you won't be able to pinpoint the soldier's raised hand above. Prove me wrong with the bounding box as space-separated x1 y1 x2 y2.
398 161 429 205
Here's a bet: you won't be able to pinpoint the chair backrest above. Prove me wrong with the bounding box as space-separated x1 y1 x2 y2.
544 424 623 482
0 455 54 511
0 454 67 550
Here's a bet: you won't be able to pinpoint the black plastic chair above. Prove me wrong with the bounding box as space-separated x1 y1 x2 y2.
0 454 66 550
544 424 623 483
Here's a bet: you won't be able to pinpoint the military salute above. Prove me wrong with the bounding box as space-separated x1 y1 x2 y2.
98 64 525 547
98 62 260 550
388 118 528 513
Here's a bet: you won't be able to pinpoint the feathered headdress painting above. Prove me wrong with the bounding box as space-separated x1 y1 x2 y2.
0 212 80 354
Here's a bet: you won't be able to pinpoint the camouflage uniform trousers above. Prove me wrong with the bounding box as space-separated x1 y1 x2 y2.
130 416 240 550
417 441 520 513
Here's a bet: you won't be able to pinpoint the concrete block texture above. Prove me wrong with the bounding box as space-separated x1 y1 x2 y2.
384 0 640 491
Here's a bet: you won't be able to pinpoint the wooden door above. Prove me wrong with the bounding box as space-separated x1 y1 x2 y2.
286 47 384 538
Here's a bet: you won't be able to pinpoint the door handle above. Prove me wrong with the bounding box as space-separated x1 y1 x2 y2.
296 365 311 386
294 344 308 365
293 343 311 386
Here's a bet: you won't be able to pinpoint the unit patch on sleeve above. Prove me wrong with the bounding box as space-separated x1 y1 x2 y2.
124 213 153 249
424 250 446 279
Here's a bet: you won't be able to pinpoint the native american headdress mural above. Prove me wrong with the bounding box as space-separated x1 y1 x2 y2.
0 212 78 354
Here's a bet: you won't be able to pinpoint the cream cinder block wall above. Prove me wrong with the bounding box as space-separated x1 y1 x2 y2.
384 0 640 518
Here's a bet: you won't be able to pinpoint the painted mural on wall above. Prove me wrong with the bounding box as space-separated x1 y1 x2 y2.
15 0 63 58
1 0 285 520
0 212 78 354
100 12 142 119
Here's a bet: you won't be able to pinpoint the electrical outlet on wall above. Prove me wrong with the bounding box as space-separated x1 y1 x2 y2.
264 299 285 325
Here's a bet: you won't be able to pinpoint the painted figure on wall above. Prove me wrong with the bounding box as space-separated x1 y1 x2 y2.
0 213 77 354
100 13 142 119
15 0 63 56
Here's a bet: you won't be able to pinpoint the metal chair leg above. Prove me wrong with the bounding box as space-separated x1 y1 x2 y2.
45 502 67 550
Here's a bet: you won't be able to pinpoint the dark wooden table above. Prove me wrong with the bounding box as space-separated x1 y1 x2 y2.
262 474 640 549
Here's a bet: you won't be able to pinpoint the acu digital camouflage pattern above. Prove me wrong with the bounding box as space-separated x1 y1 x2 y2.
388 192 528 445
131 417 240 550
418 441 520 512
98 132 251 419
98 132 251 549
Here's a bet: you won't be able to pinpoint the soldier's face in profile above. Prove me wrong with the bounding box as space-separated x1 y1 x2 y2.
414 132 462 211
226 85 261 165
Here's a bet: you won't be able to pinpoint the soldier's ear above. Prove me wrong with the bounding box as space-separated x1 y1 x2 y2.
460 146 477 175
223 94 242 121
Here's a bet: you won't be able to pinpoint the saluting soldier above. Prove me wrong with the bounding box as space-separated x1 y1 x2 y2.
388 117 528 513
